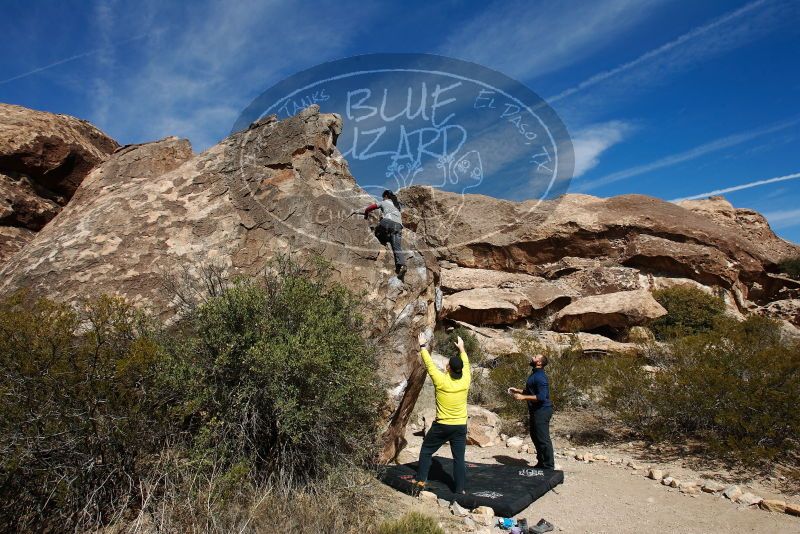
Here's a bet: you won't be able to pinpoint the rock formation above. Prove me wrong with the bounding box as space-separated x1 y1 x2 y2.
0 105 437 462
0 103 118 263
553 290 667 333
400 186 800 348
2 102 800 460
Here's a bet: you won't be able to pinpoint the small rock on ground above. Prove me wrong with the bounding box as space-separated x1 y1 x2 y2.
419 490 437 502
723 485 742 501
701 481 725 493
760 500 786 513
451 501 469 517
472 505 494 516
736 492 763 506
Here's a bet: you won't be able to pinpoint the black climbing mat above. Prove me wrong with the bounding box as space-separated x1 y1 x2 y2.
377 458 564 517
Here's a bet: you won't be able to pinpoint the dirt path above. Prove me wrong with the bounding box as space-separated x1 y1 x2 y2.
387 430 800 533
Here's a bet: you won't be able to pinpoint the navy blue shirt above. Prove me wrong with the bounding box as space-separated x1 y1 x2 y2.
524 368 552 412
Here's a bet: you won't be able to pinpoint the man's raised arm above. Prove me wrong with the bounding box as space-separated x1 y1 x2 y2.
418 332 444 386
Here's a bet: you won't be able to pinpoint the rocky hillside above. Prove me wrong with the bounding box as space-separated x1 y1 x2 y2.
1 102 799 455
0 104 118 263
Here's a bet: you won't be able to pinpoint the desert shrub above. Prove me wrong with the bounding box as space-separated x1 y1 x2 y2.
0 259 386 530
433 326 483 361
486 351 531 426
650 285 726 340
378 512 445 534
486 332 612 426
777 256 800 279
604 315 800 464
0 292 166 531
164 259 383 484
131 462 381 533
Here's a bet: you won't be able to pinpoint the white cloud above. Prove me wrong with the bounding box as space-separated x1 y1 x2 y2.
84 0 375 150
762 207 800 229
577 117 800 192
571 121 631 177
438 0 667 80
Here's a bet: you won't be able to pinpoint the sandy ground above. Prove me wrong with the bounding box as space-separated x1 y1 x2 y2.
377 407 800 534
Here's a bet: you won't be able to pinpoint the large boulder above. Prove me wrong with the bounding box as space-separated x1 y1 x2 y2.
0 106 436 462
439 264 575 325
553 289 667 333
441 285 572 325
0 103 118 263
466 405 501 447
400 187 800 311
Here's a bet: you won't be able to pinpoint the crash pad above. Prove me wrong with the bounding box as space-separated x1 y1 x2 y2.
378 458 563 517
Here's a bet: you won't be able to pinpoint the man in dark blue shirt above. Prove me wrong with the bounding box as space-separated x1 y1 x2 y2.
509 353 554 470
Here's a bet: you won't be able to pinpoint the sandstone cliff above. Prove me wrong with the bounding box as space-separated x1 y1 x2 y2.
400 186 800 343
0 103 118 263
0 106 437 461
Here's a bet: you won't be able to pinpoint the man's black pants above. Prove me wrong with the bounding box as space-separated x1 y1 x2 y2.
416 422 467 493
529 406 554 470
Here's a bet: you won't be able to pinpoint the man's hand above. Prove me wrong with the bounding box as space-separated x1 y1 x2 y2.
454 335 466 353
507 387 523 394
512 392 526 401
418 332 428 348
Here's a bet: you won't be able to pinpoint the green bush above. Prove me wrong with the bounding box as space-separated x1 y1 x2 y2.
378 512 445 534
0 258 386 530
604 315 800 464
486 332 611 423
164 259 383 484
650 285 726 340
433 326 482 361
0 292 166 531
777 256 800 279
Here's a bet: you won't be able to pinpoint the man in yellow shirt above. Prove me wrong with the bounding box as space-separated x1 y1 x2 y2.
414 332 471 494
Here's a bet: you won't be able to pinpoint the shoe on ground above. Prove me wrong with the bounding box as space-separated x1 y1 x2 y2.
530 518 554 533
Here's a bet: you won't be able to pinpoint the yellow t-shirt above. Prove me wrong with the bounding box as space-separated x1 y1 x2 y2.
420 348 471 425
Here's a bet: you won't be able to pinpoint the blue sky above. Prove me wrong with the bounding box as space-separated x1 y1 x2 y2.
2 0 799 242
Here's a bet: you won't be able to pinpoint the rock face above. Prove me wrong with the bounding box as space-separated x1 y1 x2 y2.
400 187 800 338
0 104 118 263
0 106 436 462
440 265 575 325
553 290 667 333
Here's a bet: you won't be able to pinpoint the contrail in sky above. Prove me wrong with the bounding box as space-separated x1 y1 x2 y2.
671 171 800 202
0 34 148 86
576 117 800 192
546 0 767 104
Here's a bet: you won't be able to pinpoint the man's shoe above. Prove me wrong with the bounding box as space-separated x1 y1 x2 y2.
530 518 554 533
396 265 407 281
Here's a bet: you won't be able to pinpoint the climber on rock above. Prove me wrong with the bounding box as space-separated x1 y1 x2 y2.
359 189 407 280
